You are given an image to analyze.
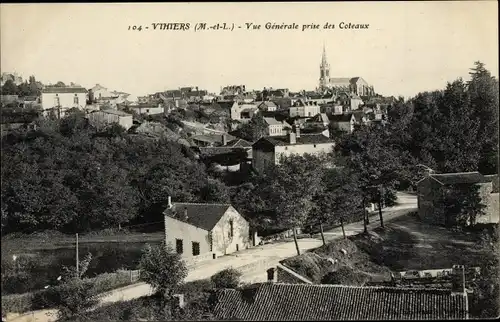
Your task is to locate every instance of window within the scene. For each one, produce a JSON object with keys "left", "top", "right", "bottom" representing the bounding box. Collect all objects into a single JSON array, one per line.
[
  {"left": 176, "top": 239, "right": 183, "bottom": 254},
  {"left": 74, "top": 95, "right": 79, "bottom": 105},
  {"left": 192, "top": 242, "right": 200, "bottom": 256},
  {"left": 314, "top": 144, "right": 317, "bottom": 148},
  {"left": 229, "top": 219, "right": 234, "bottom": 238}
]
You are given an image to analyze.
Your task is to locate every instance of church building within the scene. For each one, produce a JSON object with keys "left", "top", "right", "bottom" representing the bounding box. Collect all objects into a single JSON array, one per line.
[{"left": 319, "top": 46, "right": 375, "bottom": 97}]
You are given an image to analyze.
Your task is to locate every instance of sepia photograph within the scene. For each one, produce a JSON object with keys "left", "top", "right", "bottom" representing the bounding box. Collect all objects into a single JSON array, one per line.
[{"left": 0, "top": 1, "right": 499, "bottom": 321}]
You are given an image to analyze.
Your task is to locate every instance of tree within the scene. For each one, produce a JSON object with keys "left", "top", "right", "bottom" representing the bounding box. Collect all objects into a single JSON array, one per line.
[
  {"left": 338, "top": 125, "right": 403, "bottom": 229},
  {"left": 310, "top": 168, "right": 363, "bottom": 243},
  {"left": 210, "top": 268, "right": 242, "bottom": 289},
  {"left": 237, "top": 113, "right": 268, "bottom": 141},
  {"left": 468, "top": 61, "right": 499, "bottom": 174},
  {"left": 1, "top": 79, "right": 18, "bottom": 95},
  {"left": 55, "top": 81, "right": 66, "bottom": 87},
  {"left": 199, "top": 178, "right": 230, "bottom": 203},
  {"left": 270, "top": 154, "right": 324, "bottom": 255},
  {"left": 139, "top": 242, "right": 188, "bottom": 297}
]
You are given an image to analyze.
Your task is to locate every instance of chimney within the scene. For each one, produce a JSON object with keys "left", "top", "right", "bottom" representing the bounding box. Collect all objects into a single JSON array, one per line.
[
  {"left": 172, "top": 294, "right": 185, "bottom": 309},
  {"left": 451, "top": 265, "right": 467, "bottom": 293},
  {"left": 184, "top": 207, "right": 189, "bottom": 220},
  {"left": 167, "top": 196, "right": 172, "bottom": 209},
  {"left": 222, "top": 134, "right": 228, "bottom": 146},
  {"left": 267, "top": 267, "right": 276, "bottom": 283},
  {"left": 295, "top": 124, "right": 301, "bottom": 138},
  {"left": 289, "top": 131, "right": 296, "bottom": 144}
]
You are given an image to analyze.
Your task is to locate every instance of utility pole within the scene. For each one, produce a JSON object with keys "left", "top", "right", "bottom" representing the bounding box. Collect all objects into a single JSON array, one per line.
[{"left": 76, "top": 233, "right": 79, "bottom": 277}]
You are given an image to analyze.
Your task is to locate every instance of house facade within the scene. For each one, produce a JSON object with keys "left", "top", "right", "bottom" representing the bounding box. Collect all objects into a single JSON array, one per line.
[
  {"left": 87, "top": 109, "right": 133, "bottom": 130},
  {"left": 328, "top": 113, "right": 356, "bottom": 133},
  {"left": 252, "top": 127, "right": 335, "bottom": 174},
  {"left": 230, "top": 102, "right": 259, "bottom": 122},
  {"left": 263, "top": 117, "right": 290, "bottom": 137},
  {"left": 130, "top": 104, "right": 164, "bottom": 116},
  {"left": 41, "top": 87, "right": 87, "bottom": 116},
  {"left": 258, "top": 101, "right": 278, "bottom": 112},
  {"left": 417, "top": 172, "right": 499, "bottom": 225},
  {"left": 164, "top": 199, "right": 251, "bottom": 264},
  {"left": 289, "top": 99, "right": 321, "bottom": 118}
]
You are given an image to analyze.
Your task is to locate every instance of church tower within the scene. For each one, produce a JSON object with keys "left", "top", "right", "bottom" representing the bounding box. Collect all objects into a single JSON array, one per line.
[{"left": 319, "top": 45, "right": 330, "bottom": 90}]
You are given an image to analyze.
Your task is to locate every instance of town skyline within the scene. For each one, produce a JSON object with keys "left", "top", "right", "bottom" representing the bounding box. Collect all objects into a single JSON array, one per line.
[{"left": 1, "top": 2, "right": 498, "bottom": 100}]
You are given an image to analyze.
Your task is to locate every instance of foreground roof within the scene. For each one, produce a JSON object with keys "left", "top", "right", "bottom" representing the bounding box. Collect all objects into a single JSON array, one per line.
[
  {"left": 164, "top": 203, "right": 232, "bottom": 231},
  {"left": 430, "top": 172, "right": 491, "bottom": 185},
  {"left": 213, "top": 283, "right": 468, "bottom": 321}
]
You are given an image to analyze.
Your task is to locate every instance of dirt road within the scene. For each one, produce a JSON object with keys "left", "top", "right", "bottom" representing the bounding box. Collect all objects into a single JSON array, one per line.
[{"left": 7, "top": 192, "right": 416, "bottom": 322}]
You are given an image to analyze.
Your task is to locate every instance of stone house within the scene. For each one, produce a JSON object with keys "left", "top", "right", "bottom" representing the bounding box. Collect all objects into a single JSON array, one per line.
[
  {"left": 328, "top": 113, "right": 356, "bottom": 134},
  {"left": 41, "top": 87, "right": 87, "bottom": 117},
  {"left": 87, "top": 109, "right": 133, "bottom": 130},
  {"left": 263, "top": 117, "right": 291, "bottom": 137},
  {"left": 230, "top": 102, "right": 259, "bottom": 123},
  {"left": 289, "top": 99, "right": 321, "bottom": 118},
  {"left": 130, "top": 103, "right": 164, "bottom": 116},
  {"left": 417, "top": 172, "right": 499, "bottom": 225},
  {"left": 258, "top": 101, "right": 277, "bottom": 112},
  {"left": 252, "top": 126, "right": 335, "bottom": 174},
  {"left": 164, "top": 199, "right": 251, "bottom": 264}
]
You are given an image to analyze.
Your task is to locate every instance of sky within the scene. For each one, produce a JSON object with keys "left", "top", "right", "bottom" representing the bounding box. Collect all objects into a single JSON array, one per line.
[{"left": 1, "top": 2, "right": 498, "bottom": 100}]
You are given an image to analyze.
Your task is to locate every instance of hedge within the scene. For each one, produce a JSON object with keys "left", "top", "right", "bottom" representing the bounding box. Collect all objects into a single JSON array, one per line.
[{"left": 2, "top": 269, "right": 139, "bottom": 314}]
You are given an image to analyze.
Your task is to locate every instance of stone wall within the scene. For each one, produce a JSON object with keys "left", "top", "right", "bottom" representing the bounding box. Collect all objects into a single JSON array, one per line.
[{"left": 276, "top": 264, "right": 313, "bottom": 284}]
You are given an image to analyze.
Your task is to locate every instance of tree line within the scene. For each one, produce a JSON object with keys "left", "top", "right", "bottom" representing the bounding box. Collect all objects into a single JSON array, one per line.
[{"left": 1, "top": 62, "right": 497, "bottom": 240}]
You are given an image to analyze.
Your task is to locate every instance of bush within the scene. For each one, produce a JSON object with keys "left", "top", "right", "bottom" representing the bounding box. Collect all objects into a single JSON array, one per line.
[
  {"left": 321, "top": 266, "right": 371, "bottom": 286},
  {"left": 54, "top": 278, "right": 102, "bottom": 321},
  {"left": 211, "top": 268, "right": 242, "bottom": 289},
  {"left": 139, "top": 243, "right": 188, "bottom": 296}
]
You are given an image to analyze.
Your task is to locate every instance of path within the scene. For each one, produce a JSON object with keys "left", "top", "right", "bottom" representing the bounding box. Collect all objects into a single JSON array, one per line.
[{"left": 7, "top": 192, "right": 416, "bottom": 322}]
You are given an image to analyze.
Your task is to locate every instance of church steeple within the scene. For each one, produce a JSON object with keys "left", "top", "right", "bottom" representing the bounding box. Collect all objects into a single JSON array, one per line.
[{"left": 319, "top": 44, "right": 330, "bottom": 89}]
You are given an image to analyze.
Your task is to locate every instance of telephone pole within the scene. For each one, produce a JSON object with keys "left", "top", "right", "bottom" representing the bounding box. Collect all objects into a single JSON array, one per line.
[{"left": 76, "top": 233, "right": 79, "bottom": 277}]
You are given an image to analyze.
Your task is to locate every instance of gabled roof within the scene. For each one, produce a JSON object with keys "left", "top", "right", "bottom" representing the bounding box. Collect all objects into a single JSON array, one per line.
[
  {"left": 263, "top": 117, "right": 282, "bottom": 126},
  {"left": 213, "top": 283, "right": 468, "bottom": 321},
  {"left": 259, "top": 101, "right": 277, "bottom": 108},
  {"left": 253, "top": 133, "right": 334, "bottom": 147},
  {"left": 42, "top": 87, "right": 87, "bottom": 94},
  {"left": 96, "top": 109, "right": 132, "bottom": 117},
  {"left": 191, "top": 133, "right": 237, "bottom": 145},
  {"left": 329, "top": 77, "right": 352, "bottom": 84},
  {"left": 164, "top": 203, "right": 232, "bottom": 231},
  {"left": 429, "top": 172, "right": 491, "bottom": 185},
  {"left": 226, "top": 138, "right": 252, "bottom": 148},
  {"left": 328, "top": 113, "right": 354, "bottom": 122}
]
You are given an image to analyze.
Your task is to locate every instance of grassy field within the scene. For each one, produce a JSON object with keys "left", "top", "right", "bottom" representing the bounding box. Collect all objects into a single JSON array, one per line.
[{"left": 350, "top": 214, "right": 497, "bottom": 271}]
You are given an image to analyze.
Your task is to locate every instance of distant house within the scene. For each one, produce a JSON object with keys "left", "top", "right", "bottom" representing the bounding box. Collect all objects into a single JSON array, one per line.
[
  {"left": 130, "top": 104, "right": 164, "bottom": 116},
  {"left": 230, "top": 102, "right": 259, "bottom": 123},
  {"left": 417, "top": 172, "right": 499, "bottom": 225},
  {"left": 258, "top": 101, "right": 278, "bottom": 112},
  {"left": 213, "top": 283, "right": 468, "bottom": 320},
  {"left": 87, "top": 109, "right": 133, "bottom": 130},
  {"left": 328, "top": 113, "right": 356, "bottom": 134},
  {"left": 164, "top": 199, "right": 251, "bottom": 263},
  {"left": 306, "top": 113, "right": 330, "bottom": 127},
  {"left": 252, "top": 126, "right": 335, "bottom": 174},
  {"left": 20, "top": 96, "right": 39, "bottom": 108},
  {"left": 289, "top": 99, "right": 321, "bottom": 118},
  {"left": 263, "top": 117, "right": 290, "bottom": 137},
  {"left": 41, "top": 87, "right": 87, "bottom": 117},
  {"left": 190, "top": 133, "right": 238, "bottom": 147}
]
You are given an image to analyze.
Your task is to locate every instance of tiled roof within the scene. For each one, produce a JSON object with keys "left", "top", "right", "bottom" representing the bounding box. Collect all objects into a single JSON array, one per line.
[
  {"left": 96, "top": 109, "right": 132, "bottom": 117},
  {"left": 191, "top": 134, "right": 237, "bottom": 144},
  {"left": 328, "top": 113, "right": 354, "bottom": 122},
  {"left": 227, "top": 138, "right": 252, "bottom": 148},
  {"left": 430, "top": 172, "right": 490, "bottom": 185},
  {"left": 329, "top": 78, "right": 351, "bottom": 84},
  {"left": 263, "top": 117, "right": 282, "bottom": 126},
  {"left": 213, "top": 283, "right": 468, "bottom": 321},
  {"left": 260, "top": 101, "right": 277, "bottom": 108},
  {"left": 165, "top": 203, "right": 232, "bottom": 231},
  {"left": 256, "top": 133, "right": 334, "bottom": 147},
  {"left": 42, "top": 87, "right": 87, "bottom": 94}
]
